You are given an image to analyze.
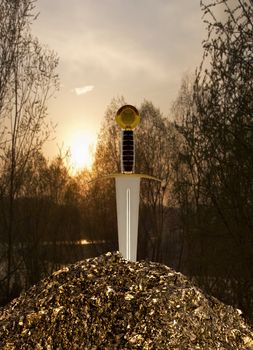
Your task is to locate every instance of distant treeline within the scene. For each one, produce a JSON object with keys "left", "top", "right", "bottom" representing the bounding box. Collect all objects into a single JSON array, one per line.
[{"left": 0, "top": 0, "right": 253, "bottom": 324}]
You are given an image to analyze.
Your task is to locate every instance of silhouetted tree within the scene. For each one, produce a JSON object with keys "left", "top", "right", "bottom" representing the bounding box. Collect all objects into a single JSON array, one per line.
[
  {"left": 0, "top": 0, "right": 59, "bottom": 301},
  {"left": 174, "top": 0, "right": 253, "bottom": 322},
  {"left": 136, "top": 101, "right": 180, "bottom": 261},
  {"left": 88, "top": 97, "right": 126, "bottom": 249}
]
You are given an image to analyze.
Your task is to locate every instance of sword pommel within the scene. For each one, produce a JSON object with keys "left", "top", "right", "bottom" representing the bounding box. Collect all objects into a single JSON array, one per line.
[
  {"left": 116, "top": 105, "right": 141, "bottom": 174},
  {"left": 115, "top": 105, "right": 140, "bottom": 130}
]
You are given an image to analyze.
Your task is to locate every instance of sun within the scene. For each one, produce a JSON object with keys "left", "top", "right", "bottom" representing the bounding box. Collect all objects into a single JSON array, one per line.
[{"left": 68, "top": 132, "right": 95, "bottom": 174}]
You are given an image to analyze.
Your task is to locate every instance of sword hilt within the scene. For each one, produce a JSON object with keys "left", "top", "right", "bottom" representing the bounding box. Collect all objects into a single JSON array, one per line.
[{"left": 121, "top": 129, "right": 135, "bottom": 173}]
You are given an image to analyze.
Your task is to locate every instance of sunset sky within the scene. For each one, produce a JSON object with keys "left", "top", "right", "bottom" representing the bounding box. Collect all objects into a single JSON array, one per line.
[{"left": 33, "top": 0, "right": 206, "bottom": 171}]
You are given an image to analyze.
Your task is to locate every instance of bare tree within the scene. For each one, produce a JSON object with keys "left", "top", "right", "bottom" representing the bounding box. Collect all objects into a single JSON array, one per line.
[
  {"left": 0, "top": 0, "right": 59, "bottom": 301},
  {"left": 136, "top": 101, "right": 180, "bottom": 261},
  {"left": 87, "top": 97, "right": 126, "bottom": 250},
  {"left": 174, "top": 0, "right": 253, "bottom": 322},
  {"left": 0, "top": 0, "right": 35, "bottom": 115}
]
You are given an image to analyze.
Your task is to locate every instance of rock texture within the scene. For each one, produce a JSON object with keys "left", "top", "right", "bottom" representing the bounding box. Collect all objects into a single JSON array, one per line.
[{"left": 0, "top": 251, "right": 253, "bottom": 349}]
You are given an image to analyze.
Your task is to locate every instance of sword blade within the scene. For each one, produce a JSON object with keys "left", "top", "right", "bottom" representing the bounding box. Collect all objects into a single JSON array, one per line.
[{"left": 115, "top": 176, "right": 140, "bottom": 261}]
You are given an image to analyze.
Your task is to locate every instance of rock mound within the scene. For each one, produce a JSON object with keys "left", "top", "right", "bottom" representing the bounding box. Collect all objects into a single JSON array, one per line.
[{"left": 0, "top": 252, "right": 252, "bottom": 349}]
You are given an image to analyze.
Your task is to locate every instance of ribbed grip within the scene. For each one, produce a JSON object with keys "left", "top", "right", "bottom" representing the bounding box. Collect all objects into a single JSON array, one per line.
[{"left": 121, "top": 130, "right": 134, "bottom": 173}]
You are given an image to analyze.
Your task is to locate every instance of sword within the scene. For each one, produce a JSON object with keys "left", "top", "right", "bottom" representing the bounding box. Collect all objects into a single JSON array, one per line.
[{"left": 90, "top": 105, "right": 161, "bottom": 261}]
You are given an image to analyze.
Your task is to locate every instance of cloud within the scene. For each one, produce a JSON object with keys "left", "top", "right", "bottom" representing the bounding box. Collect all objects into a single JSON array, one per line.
[
  {"left": 74, "top": 85, "right": 94, "bottom": 95},
  {"left": 36, "top": 1, "right": 203, "bottom": 86}
]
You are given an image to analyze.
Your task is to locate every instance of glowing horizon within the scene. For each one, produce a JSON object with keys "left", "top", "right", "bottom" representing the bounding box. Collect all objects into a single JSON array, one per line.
[{"left": 67, "top": 131, "right": 96, "bottom": 174}]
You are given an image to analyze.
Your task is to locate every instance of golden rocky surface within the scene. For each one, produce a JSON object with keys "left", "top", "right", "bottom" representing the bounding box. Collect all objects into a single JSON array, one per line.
[{"left": 0, "top": 251, "right": 253, "bottom": 349}]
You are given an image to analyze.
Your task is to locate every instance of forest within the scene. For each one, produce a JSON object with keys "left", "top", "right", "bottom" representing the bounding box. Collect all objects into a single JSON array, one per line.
[{"left": 0, "top": 0, "right": 253, "bottom": 325}]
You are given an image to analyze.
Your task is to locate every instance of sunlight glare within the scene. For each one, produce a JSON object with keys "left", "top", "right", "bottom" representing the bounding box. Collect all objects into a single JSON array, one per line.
[{"left": 69, "top": 132, "right": 95, "bottom": 173}]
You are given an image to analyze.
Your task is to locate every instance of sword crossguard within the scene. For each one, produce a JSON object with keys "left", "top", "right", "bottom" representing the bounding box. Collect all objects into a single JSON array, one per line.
[{"left": 89, "top": 173, "right": 161, "bottom": 184}]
